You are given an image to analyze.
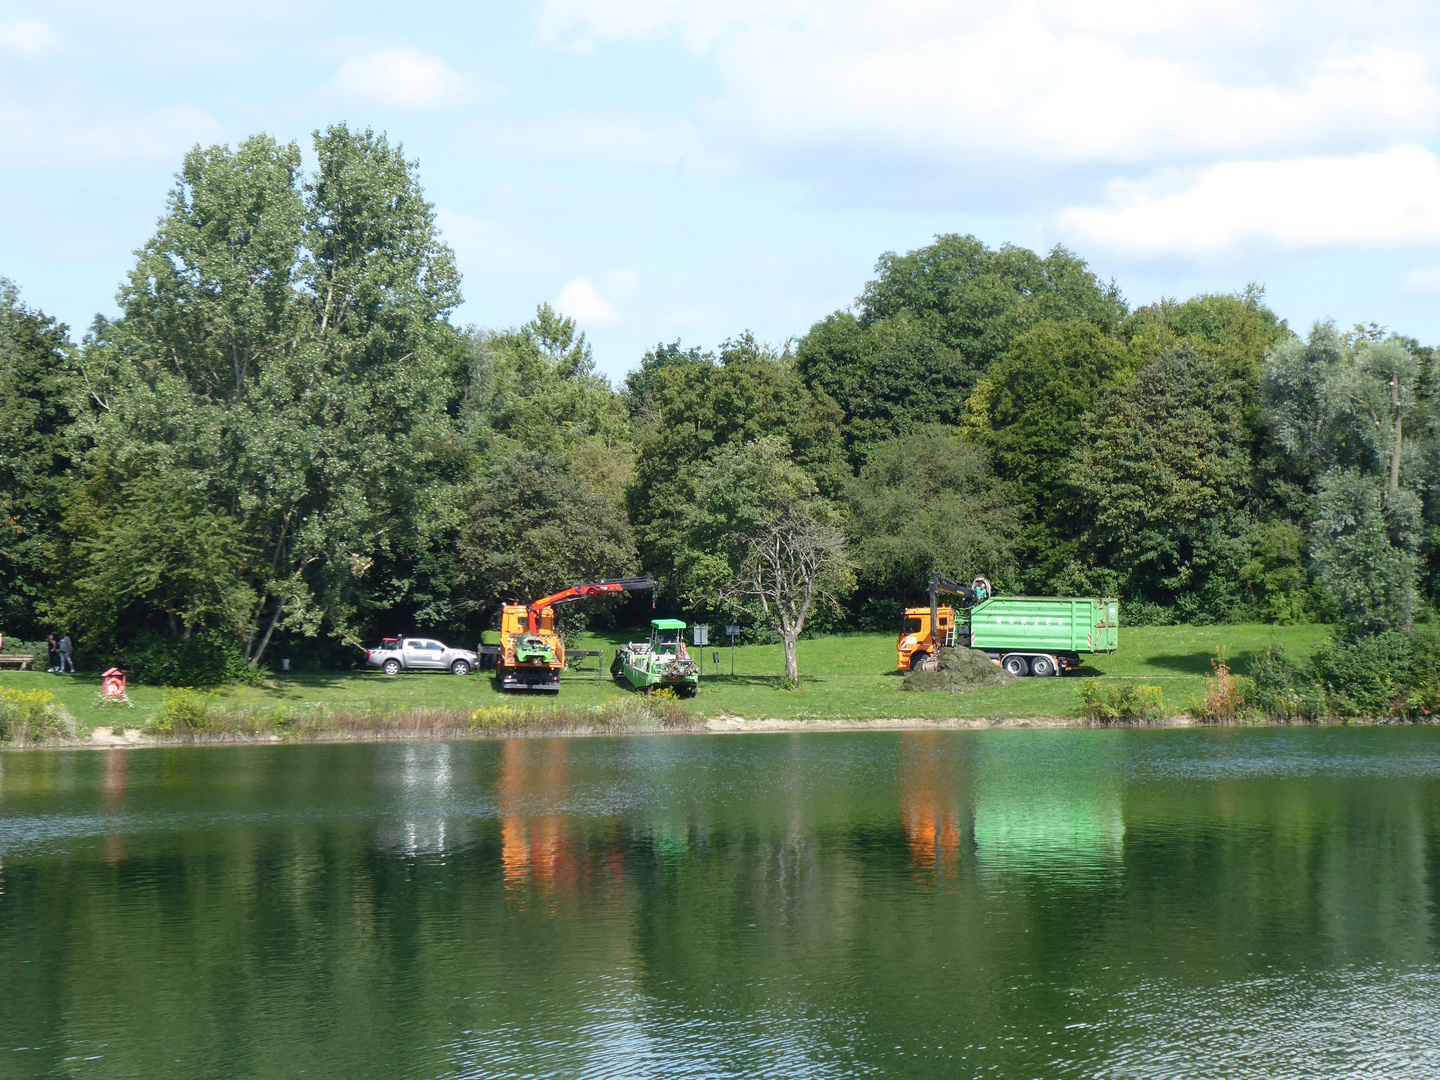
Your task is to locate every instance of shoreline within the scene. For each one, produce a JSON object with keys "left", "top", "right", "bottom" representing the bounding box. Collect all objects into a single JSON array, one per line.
[{"left": 4, "top": 713, "right": 1426, "bottom": 752}]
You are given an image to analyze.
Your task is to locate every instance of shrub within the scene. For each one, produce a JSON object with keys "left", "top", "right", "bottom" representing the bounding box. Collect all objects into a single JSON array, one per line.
[
  {"left": 1077, "top": 682, "right": 1165, "bottom": 723},
  {"left": 1307, "top": 632, "right": 1416, "bottom": 720},
  {"left": 0, "top": 686, "right": 79, "bottom": 743},
  {"left": 122, "top": 632, "right": 262, "bottom": 687},
  {"left": 145, "top": 689, "right": 214, "bottom": 735},
  {"left": 1246, "top": 645, "right": 1305, "bottom": 721},
  {"left": 1123, "top": 602, "right": 1179, "bottom": 626},
  {"left": 1194, "top": 652, "right": 1251, "bottom": 723},
  {"left": 0, "top": 639, "right": 48, "bottom": 657}
]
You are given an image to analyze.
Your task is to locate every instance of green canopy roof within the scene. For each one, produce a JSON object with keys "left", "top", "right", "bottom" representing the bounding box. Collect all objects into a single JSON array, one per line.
[{"left": 651, "top": 618, "right": 687, "bottom": 630}]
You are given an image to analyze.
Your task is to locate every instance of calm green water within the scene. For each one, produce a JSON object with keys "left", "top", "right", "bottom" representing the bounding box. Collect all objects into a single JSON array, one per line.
[{"left": 2, "top": 728, "right": 1439, "bottom": 1079}]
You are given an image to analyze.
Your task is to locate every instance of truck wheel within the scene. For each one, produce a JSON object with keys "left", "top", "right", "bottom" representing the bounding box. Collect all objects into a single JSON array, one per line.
[
  {"left": 382, "top": 659, "right": 401, "bottom": 676},
  {"left": 451, "top": 659, "right": 471, "bottom": 676},
  {"left": 910, "top": 652, "right": 931, "bottom": 672},
  {"left": 1002, "top": 654, "right": 1028, "bottom": 677},
  {"left": 1029, "top": 655, "right": 1055, "bottom": 677}
]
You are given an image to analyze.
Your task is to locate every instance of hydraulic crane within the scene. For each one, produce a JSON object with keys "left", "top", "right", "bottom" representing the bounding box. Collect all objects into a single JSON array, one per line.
[
  {"left": 897, "top": 572, "right": 990, "bottom": 672},
  {"left": 497, "top": 577, "right": 658, "bottom": 691}
]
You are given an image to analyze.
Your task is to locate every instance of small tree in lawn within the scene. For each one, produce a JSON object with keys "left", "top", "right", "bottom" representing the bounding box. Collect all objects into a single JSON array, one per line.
[
  {"left": 723, "top": 500, "right": 855, "bottom": 685},
  {"left": 678, "top": 436, "right": 855, "bottom": 684}
]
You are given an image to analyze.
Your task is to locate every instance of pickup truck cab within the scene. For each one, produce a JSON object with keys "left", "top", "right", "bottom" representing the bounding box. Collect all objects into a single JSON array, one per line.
[{"left": 365, "top": 637, "right": 478, "bottom": 676}]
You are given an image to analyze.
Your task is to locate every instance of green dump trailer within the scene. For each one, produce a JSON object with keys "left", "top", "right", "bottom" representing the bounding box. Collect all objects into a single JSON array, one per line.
[{"left": 966, "top": 596, "right": 1118, "bottom": 677}]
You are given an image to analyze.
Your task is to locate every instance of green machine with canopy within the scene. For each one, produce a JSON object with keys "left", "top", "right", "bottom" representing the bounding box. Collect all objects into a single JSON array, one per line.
[{"left": 612, "top": 619, "right": 700, "bottom": 696}]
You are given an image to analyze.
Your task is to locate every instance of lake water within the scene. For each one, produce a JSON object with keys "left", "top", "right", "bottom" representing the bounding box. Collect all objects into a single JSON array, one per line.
[{"left": 1, "top": 728, "right": 1438, "bottom": 1079}]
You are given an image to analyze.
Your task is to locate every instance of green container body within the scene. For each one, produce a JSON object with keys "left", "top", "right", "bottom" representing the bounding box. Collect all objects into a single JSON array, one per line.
[{"left": 968, "top": 597, "right": 1119, "bottom": 654}]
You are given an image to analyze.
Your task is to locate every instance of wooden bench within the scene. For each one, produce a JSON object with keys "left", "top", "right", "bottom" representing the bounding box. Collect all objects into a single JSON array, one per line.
[{"left": 0, "top": 654, "right": 36, "bottom": 671}]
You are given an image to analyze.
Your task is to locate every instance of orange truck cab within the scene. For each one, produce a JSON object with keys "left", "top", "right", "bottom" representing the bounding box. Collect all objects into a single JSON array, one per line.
[{"left": 897, "top": 606, "right": 957, "bottom": 671}]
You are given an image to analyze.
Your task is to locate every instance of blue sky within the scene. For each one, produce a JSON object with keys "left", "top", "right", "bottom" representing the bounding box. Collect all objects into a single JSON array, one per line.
[{"left": 3, "top": 0, "right": 1440, "bottom": 380}]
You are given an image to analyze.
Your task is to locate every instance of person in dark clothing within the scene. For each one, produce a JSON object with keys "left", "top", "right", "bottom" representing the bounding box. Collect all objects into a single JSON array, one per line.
[{"left": 47, "top": 634, "right": 59, "bottom": 673}]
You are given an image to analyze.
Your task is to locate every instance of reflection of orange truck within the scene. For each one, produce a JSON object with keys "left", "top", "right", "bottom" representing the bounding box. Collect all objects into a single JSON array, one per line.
[{"left": 898, "top": 574, "right": 1119, "bottom": 677}]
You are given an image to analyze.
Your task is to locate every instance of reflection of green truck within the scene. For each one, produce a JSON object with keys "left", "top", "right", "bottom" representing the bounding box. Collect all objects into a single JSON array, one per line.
[{"left": 968, "top": 596, "right": 1118, "bottom": 677}]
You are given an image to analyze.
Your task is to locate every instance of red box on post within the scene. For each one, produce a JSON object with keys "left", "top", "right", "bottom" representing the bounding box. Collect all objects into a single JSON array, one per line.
[{"left": 102, "top": 668, "right": 127, "bottom": 698}]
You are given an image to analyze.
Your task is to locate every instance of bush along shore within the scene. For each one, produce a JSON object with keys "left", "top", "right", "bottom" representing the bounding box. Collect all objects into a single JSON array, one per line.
[{"left": 0, "top": 687, "right": 700, "bottom": 748}]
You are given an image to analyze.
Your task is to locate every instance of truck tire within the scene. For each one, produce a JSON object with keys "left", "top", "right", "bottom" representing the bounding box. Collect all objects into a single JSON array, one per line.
[
  {"left": 910, "top": 651, "right": 932, "bottom": 672},
  {"left": 451, "top": 659, "right": 471, "bottom": 676},
  {"left": 1002, "top": 654, "right": 1028, "bottom": 678},
  {"left": 1029, "top": 655, "right": 1055, "bottom": 677},
  {"left": 382, "top": 659, "right": 401, "bottom": 675}
]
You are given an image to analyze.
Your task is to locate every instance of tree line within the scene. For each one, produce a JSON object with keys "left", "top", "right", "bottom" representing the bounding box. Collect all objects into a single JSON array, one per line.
[{"left": 1, "top": 126, "right": 1437, "bottom": 676}]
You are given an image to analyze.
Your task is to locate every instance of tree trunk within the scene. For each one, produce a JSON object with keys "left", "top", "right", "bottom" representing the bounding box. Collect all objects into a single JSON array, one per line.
[
  {"left": 782, "top": 633, "right": 799, "bottom": 681},
  {"left": 1388, "top": 373, "right": 1402, "bottom": 506}
]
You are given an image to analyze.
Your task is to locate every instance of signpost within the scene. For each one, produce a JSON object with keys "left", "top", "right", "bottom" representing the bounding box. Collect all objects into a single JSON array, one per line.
[{"left": 725, "top": 625, "right": 740, "bottom": 675}]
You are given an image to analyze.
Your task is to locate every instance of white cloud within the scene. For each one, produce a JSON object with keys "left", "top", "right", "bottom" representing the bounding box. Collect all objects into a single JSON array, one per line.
[
  {"left": 555, "top": 275, "right": 625, "bottom": 326},
  {"left": 1402, "top": 266, "right": 1440, "bottom": 295},
  {"left": 0, "top": 100, "right": 225, "bottom": 168},
  {"left": 331, "top": 47, "right": 473, "bottom": 112},
  {"left": 539, "top": 0, "right": 1440, "bottom": 172},
  {"left": 0, "top": 18, "right": 59, "bottom": 55},
  {"left": 479, "top": 112, "right": 728, "bottom": 173},
  {"left": 1057, "top": 145, "right": 1440, "bottom": 257}
]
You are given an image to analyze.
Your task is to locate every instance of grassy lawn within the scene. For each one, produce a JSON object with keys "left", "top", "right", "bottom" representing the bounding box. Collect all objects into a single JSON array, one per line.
[{"left": 0, "top": 623, "right": 1335, "bottom": 731}]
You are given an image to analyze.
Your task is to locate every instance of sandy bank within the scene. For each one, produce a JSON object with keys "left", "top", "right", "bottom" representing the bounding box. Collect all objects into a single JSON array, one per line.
[{"left": 18, "top": 713, "right": 1405, "bottom": 752}]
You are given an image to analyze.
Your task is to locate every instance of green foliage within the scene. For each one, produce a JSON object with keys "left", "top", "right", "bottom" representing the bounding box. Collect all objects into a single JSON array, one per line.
[
  {"left": 455, "top": 445, "right": 638, "bottom": 611},
  {"left": 0, "top": 686, "right": 60, "bottom": 741},
  {"left": 145, "top": 688, "right": 215, "bottom": 734},
  {"left": 1072, "top": 348, "right": 1250, "bottom": 605},
  {"left": 1306, "top": 632, "right": 1418, "bottom": 719},
  {"left": 796, "top": 235, "right": 1125, "bottom": 459},
  {"left": 1265, "top": 325, "right": 1421, "bottom": 481},
  {"left": 465, "top": 305, "right": 628, "bottom": 453},
  {"left": 122, "top": 632, "right": 262, "bottom": 687},
  {"left": 964, "top": 319, "right": 1136, "bottom": 584},
  {"left": 672, "top": 435, "right": 819, "bottom": 602},
  {"left": 1077, "top": 682, "right": 1165, "bottom": 723},
  {"left": 79, "top": 126, "right": 463, "bottom": 664},
  {"left": 627, "top": 347, "right": 847, "bottom": 597},
  {"left": 1234, "top": 520, "right": 1312, "bottom": 624},
  {"left": 845, "top": 428, "right": 1018, "bottom": 624},
  {"left": 0, "top": 280, "right": 79, "bottom": 637},
  {"left": 1246, "top": 645, "right": 1305, "bottom": 721},
  {"left": 1310, "top": 468, "right": 1422, "bottom": 634},
  {"left": 1124, "top": 287, "right": 1287, "bottom": 389},
  {"left": 51, "top": 461, "right": 256, "bottom": 651}
]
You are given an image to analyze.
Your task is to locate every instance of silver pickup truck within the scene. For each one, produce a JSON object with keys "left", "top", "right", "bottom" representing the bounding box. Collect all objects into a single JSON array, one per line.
[{"left": 365, "top": 637, "right": 479, "bottom": 676}]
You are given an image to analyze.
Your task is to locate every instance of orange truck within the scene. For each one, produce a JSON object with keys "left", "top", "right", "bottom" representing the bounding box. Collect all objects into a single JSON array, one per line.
[
  {"left": 497, "top": 577, "right": 657, "bottom": 691},
  {"left": 897, "top": 574, "right": 983, "bottom": 672}
]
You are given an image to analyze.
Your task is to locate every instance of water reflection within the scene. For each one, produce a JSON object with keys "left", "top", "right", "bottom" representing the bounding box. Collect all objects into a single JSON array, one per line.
[
  {"left": 972, "top": 734, "right": 1125, "bottom": 883},
  {"left": 374, "top": 742, "right": 470, "bottom": 857},
  {"left": 898, "top": 731, "right": 966, "bottom": 882},
  {"left": 0, "top": 729, "right": 1436, "bottom": 1079}
]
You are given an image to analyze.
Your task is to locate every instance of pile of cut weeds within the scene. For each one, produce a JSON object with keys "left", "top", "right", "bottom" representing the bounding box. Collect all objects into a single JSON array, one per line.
[{"left": 902, "top": 648, "right": 1018, "bottom": 693}]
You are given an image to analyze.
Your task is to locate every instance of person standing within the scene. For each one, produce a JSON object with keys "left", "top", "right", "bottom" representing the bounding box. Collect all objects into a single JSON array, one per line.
[
  {"left": 58, "top": 633, "right": 74, "bottom": 673},
  {"left": 47, "top": 634, "right": 59, "bottom": 673}
]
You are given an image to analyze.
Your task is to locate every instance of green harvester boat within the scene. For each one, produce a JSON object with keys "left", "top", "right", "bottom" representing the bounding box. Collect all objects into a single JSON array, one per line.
[{"left": 612, "top": 619, "right": 700, "bottom": 696}]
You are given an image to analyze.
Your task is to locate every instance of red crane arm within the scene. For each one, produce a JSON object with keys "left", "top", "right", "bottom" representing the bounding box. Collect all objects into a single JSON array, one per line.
[{"left": 526, "top": 577, "right": 657, "bottom": 633}]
